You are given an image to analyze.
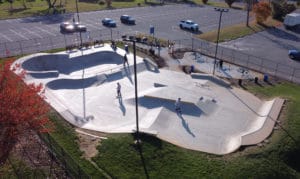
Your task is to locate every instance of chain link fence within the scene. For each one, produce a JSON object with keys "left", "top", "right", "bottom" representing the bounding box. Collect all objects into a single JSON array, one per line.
[
  {"left": 0, "top": 28, "right": 120, "bottom": 58},
  {"left": 174, "top": 37, "right": 300, "bottom": 84},
  {"left": 1, "top": 30, "right": 299, "bottom": 84}
]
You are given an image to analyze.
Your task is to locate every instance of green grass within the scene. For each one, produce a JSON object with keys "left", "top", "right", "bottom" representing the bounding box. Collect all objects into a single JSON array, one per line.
[
  {"left": 92, "top": 82, "right": 300, "bottom": 178},
  {"left": 45, "top": 111, "right": 108, "bottom": 178},
  {"left": 0, "top": 0, "right": 148, "bottom": 19},
  {"left": 198, "top": 18, "right": 281, "bottom": 42}
]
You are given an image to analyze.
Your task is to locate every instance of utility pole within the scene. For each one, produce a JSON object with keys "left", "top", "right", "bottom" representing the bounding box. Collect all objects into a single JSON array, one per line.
[{"left": 213, "top": 8, "right": 228, "bottom": 76}]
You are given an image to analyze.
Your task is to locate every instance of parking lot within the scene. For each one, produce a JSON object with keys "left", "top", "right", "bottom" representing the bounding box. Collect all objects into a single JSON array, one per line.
[
  {"left": 0, "top": 4, "right": 247, "bottom": 44},
  {"left": 220, "top": 26, "right": 300, "bottom": 73}
]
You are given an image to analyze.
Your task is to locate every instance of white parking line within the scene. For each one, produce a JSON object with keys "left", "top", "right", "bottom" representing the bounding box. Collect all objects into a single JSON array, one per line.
[
  {"left": 84, "top": 19, "right": 99, "bottom": 29},
  {"left": 9, "top": 29, "right": 29, "bottom": 40},
  {"left": 0, "top": 33, "right": 13, "bottom": 42},
  {"left": 22, "top": 28, "right": 43, "bottom": 38},
  {"left": 35, "top": 26, "right": 56, "bottom": 36}
]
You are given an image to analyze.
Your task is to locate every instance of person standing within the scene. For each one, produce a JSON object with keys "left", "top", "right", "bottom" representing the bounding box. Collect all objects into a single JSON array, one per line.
[
  {"left": 175, "top": 98, "right": 182, "bottom": 115},
  {"left": 116, "top": 82, "right": 121, "bottom": 98},
  {"left": 123, "top": 54, "right": 129, "bottom": 66}
]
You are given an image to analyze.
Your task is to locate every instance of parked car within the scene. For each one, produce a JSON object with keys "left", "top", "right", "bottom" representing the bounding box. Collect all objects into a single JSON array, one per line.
[
  {"left": 179, "top": 20, "right": 199, "bottom": 32},
  {"left": 120, "top": 15, "right": 135, "bottom": 25},
  {"left": 288, "top": 49, "right": 300, "bottom": 61},
  {"left": 60, "top": 22, "right": 75, "bottom": 33},
  {"left": 74, "top": 22, "right": 87, "bottom": 32},
  {"left": 284, "top": 13, "right": 300, "bottom": 30},
  {"left": 102, "top": 18, "right": 116, "bottom": 27}
]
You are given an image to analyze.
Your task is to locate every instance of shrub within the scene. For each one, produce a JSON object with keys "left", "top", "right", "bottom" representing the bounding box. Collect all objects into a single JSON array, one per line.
[
  {"left": 202, "top": 0, "right": 208, "bottom": 4},
  {"left": 98, "top": 0, "right": 105, "bottom": 5},
  {"left": 271, "top": 0, "right": 296, "bottom": 20}
]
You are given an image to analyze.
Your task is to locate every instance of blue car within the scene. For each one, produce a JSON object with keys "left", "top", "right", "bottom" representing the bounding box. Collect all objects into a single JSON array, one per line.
[
  {"left": 102, "top": 18, "right": 116, "bottom": 27},
  {"left": 288, "top": 50, "right": 300, "bottom": 61}
]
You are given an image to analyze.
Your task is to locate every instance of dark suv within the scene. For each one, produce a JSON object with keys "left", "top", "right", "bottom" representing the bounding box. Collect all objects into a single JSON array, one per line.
[{"left": 120, "top": 15, "right": 135, "bottom": 25}]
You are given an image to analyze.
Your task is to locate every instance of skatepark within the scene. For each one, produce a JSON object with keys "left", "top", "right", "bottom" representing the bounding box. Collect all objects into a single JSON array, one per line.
[{"left": 12, "top": 44, "right": 284, "bottom": 155}]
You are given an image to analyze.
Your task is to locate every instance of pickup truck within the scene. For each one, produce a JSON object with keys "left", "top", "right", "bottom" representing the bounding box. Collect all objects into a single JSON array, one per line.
[{"left": 179, "top": 20, "right": 199, "bottom": 32}]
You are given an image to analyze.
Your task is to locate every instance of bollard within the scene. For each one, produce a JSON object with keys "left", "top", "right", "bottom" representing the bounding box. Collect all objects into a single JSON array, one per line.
[{"left": 254, "top": 77, "right": 258, "bottom": 83}]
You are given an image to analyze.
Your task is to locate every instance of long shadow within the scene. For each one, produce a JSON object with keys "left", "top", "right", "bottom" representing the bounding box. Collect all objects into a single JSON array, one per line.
[
  {"left": 265, "top": 27, "right": 300, "bottom": 41},
  {"left": 46, "top": 75, "right": 106, "bottom": 90},
  {"left": 124, "top": 66, "right": 133, "bottom": 84},
  {"left": 179, "top": 114, "right": 195, "bottom": 137},
  {"left": 137, "top": 143, "right": 150, "bottom": 179},
  {"left": 118, "top": 97, "right": 126, "bottom": 116},
  {"left": 19, "top": 13, "right": 74, "bottom": 25},
  {"left": 255, "top": 28, "right": 300, "bottom": 50},
  {"left": 135, "top": 96, "right": 203, "bottom": 117},
  {"left": 22, "top": 51, "right": 123, "bottom": 74}
]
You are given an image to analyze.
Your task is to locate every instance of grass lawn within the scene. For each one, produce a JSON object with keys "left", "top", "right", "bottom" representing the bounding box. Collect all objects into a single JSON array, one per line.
[
  {"left": 198, "top": 18, "right": 282, "bottom": 42},
  {"left": 0, "top": 0, "right": 247, "bottom": 20},
  {"left": 0, "top": 0, "right": 146, "bottom": 19},
  {"left": 92, "top": 82, "right": 300, "bottom": 178}
]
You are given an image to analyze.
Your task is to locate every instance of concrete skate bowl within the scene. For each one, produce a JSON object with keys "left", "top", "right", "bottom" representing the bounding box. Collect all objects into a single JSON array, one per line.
[{"left": 21, "top": 51, "right": 124, "bottom": 76}]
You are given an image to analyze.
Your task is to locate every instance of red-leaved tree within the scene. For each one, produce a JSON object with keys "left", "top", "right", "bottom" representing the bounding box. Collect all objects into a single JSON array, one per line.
[
  {"left": 0, "top": 59, "right": 52, "bottom": 164},
  {"left": 253, "top": 1, "right": 272, "bottom": 24}
]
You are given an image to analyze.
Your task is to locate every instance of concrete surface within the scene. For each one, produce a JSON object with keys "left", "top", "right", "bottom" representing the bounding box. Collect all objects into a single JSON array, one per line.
[{"left": 12, "top": 44, "right": 283, "bottom": 154}]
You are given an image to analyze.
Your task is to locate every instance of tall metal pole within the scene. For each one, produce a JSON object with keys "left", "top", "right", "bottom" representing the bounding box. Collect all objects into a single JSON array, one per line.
[
  {"left": 213, "top": 8, "right": 228, "bottom": 76},
  {"left": 246, "top": 0, "right": 250, "bottom": 27},
  {"left": 75, "top": 0, "right": 83, "bottom": 47},
  {"left": 133, "top": 41, "right": 140, "bottom": 143}
]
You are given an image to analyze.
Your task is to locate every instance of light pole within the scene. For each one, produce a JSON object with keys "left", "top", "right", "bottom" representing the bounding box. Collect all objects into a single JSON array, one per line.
[
  {"left": 132, "top": 40, "right": 140, "bottom": 144},
  {"left": 75, "top": 0, "right": 83, "bottom": 47},
  {"left": 213, "top": 8, "right": 228, "bottom": 76}
]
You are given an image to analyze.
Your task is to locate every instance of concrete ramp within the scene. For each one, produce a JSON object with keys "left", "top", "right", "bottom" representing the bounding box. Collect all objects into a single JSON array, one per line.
[{"left": 241, "top": 98, "right": 285, "bottom": 145}]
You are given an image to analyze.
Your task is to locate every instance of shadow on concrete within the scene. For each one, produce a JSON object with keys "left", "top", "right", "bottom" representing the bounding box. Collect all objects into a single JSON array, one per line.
[
  {"left": 118, "top": 97, "right": 126, "bottom": 116},
  {"left": 46, "top": 75, "right": 106, "bottom": 90},
  {"left": 22, "top": 51, "right": 123, "bottom": 74},
  {"left": 179, "top": 115, "right": 195, "bottom": 137},
  {"left": 135, "top": 97, "right": 202, "bottom": 117},
  {"left": 191, "top": 74, "right": 231, "bottom": 88},
  {"left": 28, "top": 71, "right": 59, "bottom": 78}
]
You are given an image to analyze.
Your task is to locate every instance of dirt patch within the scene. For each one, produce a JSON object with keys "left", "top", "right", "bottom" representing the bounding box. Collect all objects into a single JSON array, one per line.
[{"left": 76, "top": 128, "right": 107, "bottom": 160}]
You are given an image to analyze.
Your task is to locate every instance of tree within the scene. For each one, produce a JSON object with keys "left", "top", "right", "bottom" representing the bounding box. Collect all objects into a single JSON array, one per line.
[
  {"left": 0, "top": 60, "right": 52, "bottom": 164},
  {"left": 105, "top": 0, "right": 111, "bottom": 8},
  {"left": 7, "top": 0, "right": 14, "bottom": 11},
  {"left": 202, "top": 0, "right": 208, "bottom": 4},
  {"left": 253, "top": 1, "right": 271, "bottom": 24},
  {"left": 45, "top": 0, "right": 59, "bottom": 14},
  {"left": 271, "top": 0, "right": 296, "bottom": 20},
  {"left": 225, "top": 0, "right": 236, "bottom": 8}
]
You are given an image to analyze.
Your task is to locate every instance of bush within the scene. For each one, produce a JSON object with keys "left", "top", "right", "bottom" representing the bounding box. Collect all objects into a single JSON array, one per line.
[
  {"left": 202, "top": 0, "right": 208, "bottom": 4},
  {"left": 271, "top": 1, "right": 296, "bottom": 20},
  {"left": 98, "top": 0, "right": 105, "bottom": 5}
]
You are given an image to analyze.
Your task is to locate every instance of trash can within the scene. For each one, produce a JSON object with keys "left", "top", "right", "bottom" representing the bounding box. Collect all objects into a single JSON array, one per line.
[
  {"left": 125, "top": 45, "right": 129, "bottom": 53},
  {"left": 263, "top": 74, "right": 268, "bottom": 82}
]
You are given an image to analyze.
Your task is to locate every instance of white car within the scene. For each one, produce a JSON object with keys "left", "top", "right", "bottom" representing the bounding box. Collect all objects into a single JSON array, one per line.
[{"left": 179, "top": 20, "right": 199, "bottom": 32}]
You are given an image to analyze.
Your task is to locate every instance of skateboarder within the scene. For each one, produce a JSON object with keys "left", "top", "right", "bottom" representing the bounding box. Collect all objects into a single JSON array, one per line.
[
  {"left": 116, "top": 82, "right": 121, "bottom": 98},
  {"left": 175, "top": 98, "right": 182, "bottom": 114},
  {"left": 123, "top": 54, "right": 129, "bottom": 66}
]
